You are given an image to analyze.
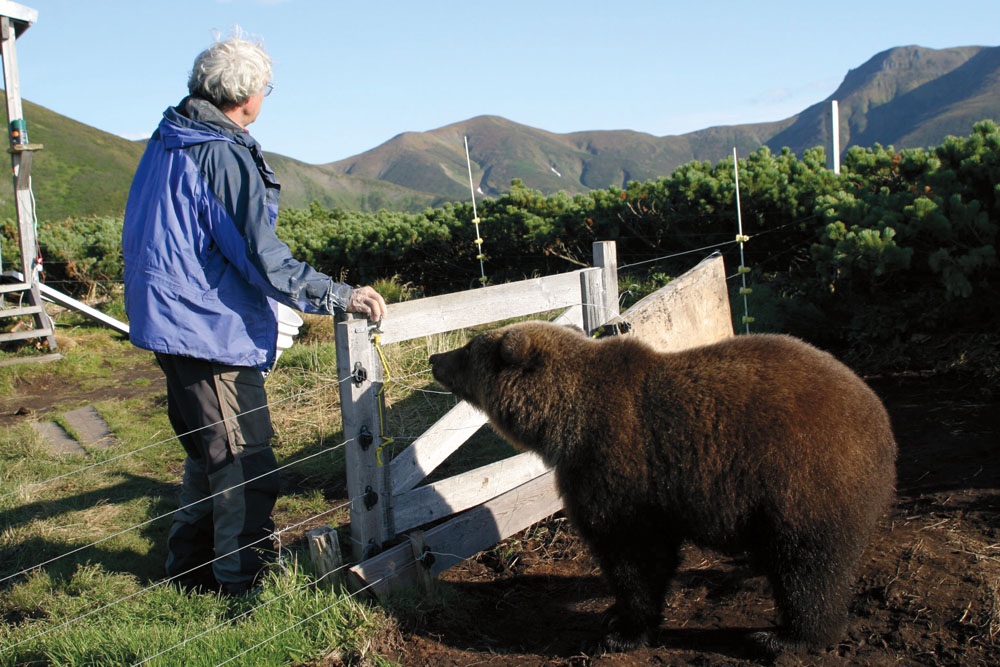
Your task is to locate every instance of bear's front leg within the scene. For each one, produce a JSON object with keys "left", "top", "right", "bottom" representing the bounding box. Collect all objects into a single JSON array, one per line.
[{"left": 590, "top": 532, "right": 681, "bottom": 652}]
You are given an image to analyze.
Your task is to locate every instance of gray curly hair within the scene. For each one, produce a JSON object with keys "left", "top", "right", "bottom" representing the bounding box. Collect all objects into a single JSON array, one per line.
[{"left": 188, "top": 29, "right": 272, "bottom": 109}]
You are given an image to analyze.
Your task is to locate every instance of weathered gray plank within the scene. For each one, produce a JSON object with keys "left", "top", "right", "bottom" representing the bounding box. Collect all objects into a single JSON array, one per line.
[
  {"left": 62, "top": 405, "right": 116, "bottom": 450},
  {"left": 0, "top": 304, "right": 41, "bottom": 318},
  {"left": 37, "top": 282, "right": 129, "bottom": 336},
  {"left": 0, "top": 2, "right": 38, "bottom": 29},
  {"left": 389, "top": 400, "right": 488, "bottom": 494},
  {"left": 0, "top": 325, "right": 52, "bottom": 343},
  {"left": 336, "top": 313, "right": 393, "bottom": 559},
  {"left": 376, "top": 270, "right": 587, "bottom": 345},
  {"left": 0, "top": 352, "right": 62, "bottom": 367},
  {"left": 392, "top": 452, "right": 549, "bottom": 534},
  {"left": 601, "top": 253, "right": 734, "bottom": 352},
  {"left": 31, "top": 421, "right": 86, "bottom": 456},
  {"left": 351, "top": 470, "right": 562, "bottom": 596},
  {"left": 579, "top": 267, "right": 606, "bottom": 334},
  {"left": 593, "top": 241, "right": 620, "bottom": 323}
]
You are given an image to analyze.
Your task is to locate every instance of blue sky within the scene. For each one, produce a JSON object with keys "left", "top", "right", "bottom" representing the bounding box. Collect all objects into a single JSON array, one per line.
[{"left": 9, "top": 0, "right": 999, "bottom": 164}]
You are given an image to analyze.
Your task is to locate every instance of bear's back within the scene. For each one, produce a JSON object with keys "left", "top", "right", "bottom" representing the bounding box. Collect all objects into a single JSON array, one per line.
[{"left": 614, "top": 333, "right": 896, "bottom": 542}]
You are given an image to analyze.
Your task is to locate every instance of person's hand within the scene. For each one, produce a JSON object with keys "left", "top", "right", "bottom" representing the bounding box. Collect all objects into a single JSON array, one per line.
[{"left": 346, "top": 286, "right": 387, "bottom": 322}]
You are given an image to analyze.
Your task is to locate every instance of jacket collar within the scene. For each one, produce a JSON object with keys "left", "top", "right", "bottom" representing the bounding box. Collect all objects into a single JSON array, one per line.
[
  {"left": 181, "top": 96, "right": 246, "bottom": 134},
  {"left": 158, "top": 96, "right": 260, "bottom": 151}
]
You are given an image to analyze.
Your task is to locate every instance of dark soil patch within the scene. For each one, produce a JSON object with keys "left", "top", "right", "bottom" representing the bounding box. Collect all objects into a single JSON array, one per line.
[
  {"left": 376, "top": 371, "right": 1000, "bottom": 666},
  {"left": 0, "top": 347, "right": 164, "bottom": 428}
]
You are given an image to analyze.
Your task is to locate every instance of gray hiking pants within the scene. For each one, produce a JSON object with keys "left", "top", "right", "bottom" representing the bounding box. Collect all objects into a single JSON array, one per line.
[{"left": 155, "top": 353, "right": 279, "bottom": 595}]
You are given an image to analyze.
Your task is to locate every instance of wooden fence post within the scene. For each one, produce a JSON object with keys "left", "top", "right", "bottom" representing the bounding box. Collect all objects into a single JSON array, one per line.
[
  {"left": 579, "top": 267, "right": 605, "bottom": 335},
  {"left": 335, "top": 312, "right": 393, "bottom": 561},
  {"left": 593, "top": 241, "right": 619, "bottom": 323},
  {"left": 307, "top": 525, "right": 344, "bottom": 590}
]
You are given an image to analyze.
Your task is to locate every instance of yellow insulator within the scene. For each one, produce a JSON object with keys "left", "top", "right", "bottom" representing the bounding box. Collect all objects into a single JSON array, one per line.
[
  {"left": 736, "top": 234, "right": 750, "bottom": 243},
  {"left": 741, "top": 315, "right": 756, "bottom": 324},
  {"left": 474, "top": 238, "right": 483, "bottom": 245},
  {"left": 737, "top": 265, "right": 751, "bottom": 274},
  {"left": 739, "top": 287, "right": 753, "bottom": 295}
]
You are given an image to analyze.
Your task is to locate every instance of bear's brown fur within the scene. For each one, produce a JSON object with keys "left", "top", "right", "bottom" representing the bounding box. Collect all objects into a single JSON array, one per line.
[{"left": 429, "top": 321, "right": 897, "bottom": 654}]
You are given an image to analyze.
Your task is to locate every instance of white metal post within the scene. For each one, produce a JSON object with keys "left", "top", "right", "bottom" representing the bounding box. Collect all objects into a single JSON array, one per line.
[{"left": 829, "top": 100, "right": 841, "bottom": 175}]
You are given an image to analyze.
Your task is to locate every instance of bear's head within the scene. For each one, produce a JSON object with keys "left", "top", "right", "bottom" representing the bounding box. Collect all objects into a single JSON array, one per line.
[{"left": 429, "top": 321, "right": 589, "bottom": 454}]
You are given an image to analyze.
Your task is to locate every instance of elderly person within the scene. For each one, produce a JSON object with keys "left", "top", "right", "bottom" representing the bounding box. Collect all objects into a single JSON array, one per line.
[{"left": 122, "top": 32, "right": 386, "bottom": 596}]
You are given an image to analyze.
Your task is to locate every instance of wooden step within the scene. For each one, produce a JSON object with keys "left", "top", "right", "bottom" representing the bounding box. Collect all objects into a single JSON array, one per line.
[
  {"left": 0, "top": 304, "right": 42, "bottom": 318},
  {"left": 0, "top": 281, "right": 30, "bottom": 294},
  {"left": 0, "top": 326, "right": 53, "bottom": 343},
  {"left": 0, "top": 353, "right": 63, "bottom": 367}
]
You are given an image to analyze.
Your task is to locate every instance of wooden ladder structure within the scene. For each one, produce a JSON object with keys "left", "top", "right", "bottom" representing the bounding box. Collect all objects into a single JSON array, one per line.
[{"left": 0, "top": 1, "right": 58, "bottom": 362}]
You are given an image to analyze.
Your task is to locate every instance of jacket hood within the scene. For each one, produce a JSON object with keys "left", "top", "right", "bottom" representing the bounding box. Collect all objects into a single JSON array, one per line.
[{"left": 158, "top": 97, "right": 248, "bottom": 151}]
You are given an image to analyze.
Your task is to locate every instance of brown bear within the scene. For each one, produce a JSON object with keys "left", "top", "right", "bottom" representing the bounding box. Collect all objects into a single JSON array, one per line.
[{"left": 429, "top": 321, "right": 897, "bottom": 655}]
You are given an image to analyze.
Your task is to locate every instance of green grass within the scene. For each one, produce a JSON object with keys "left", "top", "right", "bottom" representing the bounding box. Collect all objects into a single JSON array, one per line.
[
  {"left": 0, "top": 563, "right": 394, "bottom": 666},
  {"left": 0, "top": 279, "right": 593, "bottom": 665},
  {"left": 0, "top": 312, "right": 417, "bottom": 664},
  {"left": 1, "top": 295, "right": 560, "bottom": 665}
]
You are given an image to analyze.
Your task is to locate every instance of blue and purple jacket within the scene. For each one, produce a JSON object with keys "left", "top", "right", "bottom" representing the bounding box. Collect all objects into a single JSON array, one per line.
[{"left": 122, "top": 97, "right": 351, "bottom": 370}]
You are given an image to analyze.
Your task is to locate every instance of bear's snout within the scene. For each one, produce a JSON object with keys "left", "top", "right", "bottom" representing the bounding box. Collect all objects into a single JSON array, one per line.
[
  {"left": 428, "top": 352, "right": 445, "bottom": 382},
  {"left": 429, "top": 350, "right": 459, "bottom": 391},
  {"left": 429, "top": 346, "right": 479, "bottom": 405}
]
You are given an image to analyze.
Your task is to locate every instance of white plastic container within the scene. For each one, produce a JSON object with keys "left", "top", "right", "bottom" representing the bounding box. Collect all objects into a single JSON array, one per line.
[{"left": 275, "top": 303, "right": 304, "bottom": 361}]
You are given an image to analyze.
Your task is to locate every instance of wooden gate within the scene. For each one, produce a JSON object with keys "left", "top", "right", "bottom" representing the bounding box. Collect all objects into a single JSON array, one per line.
[
  {"left": 335, "top": 241, "right": 618, "bottom": 594},
  {"left": 333, "top": 245, "right": 734, "bottom": 595}
]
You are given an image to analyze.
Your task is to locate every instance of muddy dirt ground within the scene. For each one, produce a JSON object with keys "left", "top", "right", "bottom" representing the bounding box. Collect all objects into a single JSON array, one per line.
[
  {"left": 376, "top": 371, "right": 999, "bottom": 666},
  {"left": 3, "top": 356, "right": 997, "bottom": 666}
]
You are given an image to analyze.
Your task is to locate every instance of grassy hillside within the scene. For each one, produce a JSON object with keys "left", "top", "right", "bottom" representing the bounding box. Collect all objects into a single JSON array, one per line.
[
  {"left": 262, "top": 152, "right": 442, "bottom": 212},
  {"left": 0, "top": 94, "right": 145, "bottom": 221},
  {"left": 327, "top": 115, "right": 798, "bottom": 199}
]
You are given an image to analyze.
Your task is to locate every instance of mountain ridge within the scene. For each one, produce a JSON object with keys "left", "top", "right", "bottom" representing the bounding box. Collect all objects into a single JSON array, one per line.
[{"left": 1, "top": 44, "right": 997, "bottom": 222}]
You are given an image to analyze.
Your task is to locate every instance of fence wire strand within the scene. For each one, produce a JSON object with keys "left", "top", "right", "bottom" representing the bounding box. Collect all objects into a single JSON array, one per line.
[
  {"left": 131, "top": 560, "right": 356, "bottom": 666},
  {"left": 212, "top": 573, "right": 390, "bottom": 667},
  {"left": 0, "top": 376, "right": 350, "bottom": 503},
  {"left": 0, "top": 438, "right": 353, "bottom": 588},
  {"left": 0, "top": 495, "right": 357, "bottom": 654}
]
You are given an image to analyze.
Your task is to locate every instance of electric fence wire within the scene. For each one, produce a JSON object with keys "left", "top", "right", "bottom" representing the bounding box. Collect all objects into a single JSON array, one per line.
[
  {"left": 204, "top": 539, "right": 471, "bottom": 667},
  {"left": 129, "top": 558, "right": 357, "bottom": 667},
  {"left": 0, "top": 375, "right": 350, "bottom": 503},
  {"left": 0, "top": 493, "right": 357, "bottom": 655},
  {"left": 6, "top": 240, "right": 760, "bottom": 507},
  {"left": 2, "top": 295, "right": 610, "bottom": 592},
  {"left": 4, "top": 289, "right": 676, "bottom": 661},
  {"left": 0, "top": 437, "right": 353, "bottom": 589},
  {"left": 617, "top": 239, "right": 739, "bottom": 270},
  {"left": 212, "top": 573, "right": 390, "bottom": 667},
  {"left": 1, "top": 349, "right": 477, "bottom": 653}
]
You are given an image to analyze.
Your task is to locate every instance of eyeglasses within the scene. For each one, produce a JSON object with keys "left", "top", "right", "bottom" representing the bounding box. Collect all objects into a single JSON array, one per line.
[{"left": 262, "top": 82, "right": 274, "bottom": 97}]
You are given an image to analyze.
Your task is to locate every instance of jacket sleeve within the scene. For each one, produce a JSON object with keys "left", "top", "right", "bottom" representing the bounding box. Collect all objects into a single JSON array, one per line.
[{"left": 195, "top": 139, "right": 353, "bottom": 315}]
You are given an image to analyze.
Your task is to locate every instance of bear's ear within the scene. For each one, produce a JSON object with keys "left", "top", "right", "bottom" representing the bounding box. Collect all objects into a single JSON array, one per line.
[{"left": 499, "top": 328, "right": 532, "bottom": 367}]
